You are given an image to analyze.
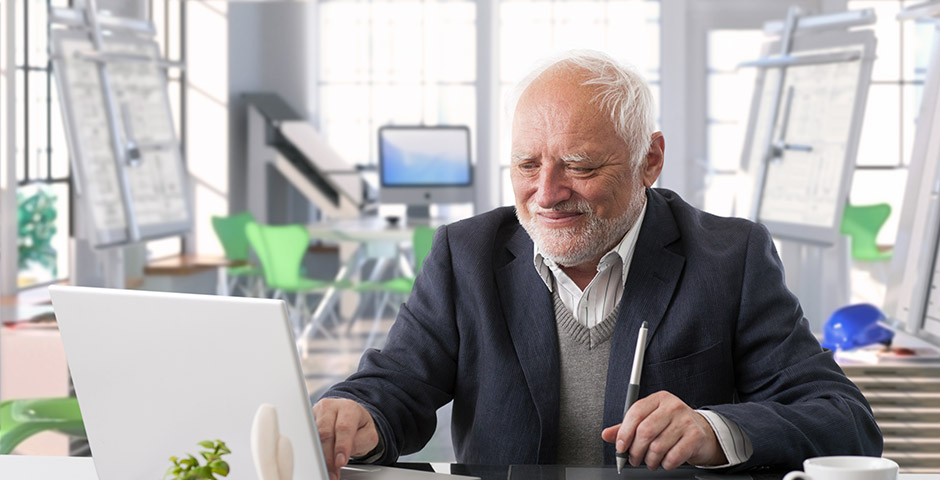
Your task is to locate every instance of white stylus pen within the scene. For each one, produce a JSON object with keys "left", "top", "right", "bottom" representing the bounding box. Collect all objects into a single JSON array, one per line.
[{"left": 616, "top": 321, "right": 648, "bottom": 474}]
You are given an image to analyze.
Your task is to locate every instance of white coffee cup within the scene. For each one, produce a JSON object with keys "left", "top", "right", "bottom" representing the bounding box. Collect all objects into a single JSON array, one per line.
[{"left": 783, "top": 456, "right": 898, "bottom": 480}]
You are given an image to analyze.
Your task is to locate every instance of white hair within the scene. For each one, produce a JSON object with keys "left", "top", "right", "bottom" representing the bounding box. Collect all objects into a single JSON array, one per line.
[{"left": 506, "top": 50, "right": 657, "bottom": 168}]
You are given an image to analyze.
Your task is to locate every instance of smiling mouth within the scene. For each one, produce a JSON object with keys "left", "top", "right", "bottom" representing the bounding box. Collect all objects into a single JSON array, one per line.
[{"left": 537, "top": 211, "right": 583, "bottom": 225}]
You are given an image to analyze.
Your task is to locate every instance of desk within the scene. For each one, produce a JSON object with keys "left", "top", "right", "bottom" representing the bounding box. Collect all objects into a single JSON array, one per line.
[
  {"left": 143, "top": 254, "right": 247, "bottom": 296},
  {"left": 0, "top": 455, "right": 97, "bottom": 480},
  {"left": 2, "top": 457, "right": 936, "bottom": 480}
]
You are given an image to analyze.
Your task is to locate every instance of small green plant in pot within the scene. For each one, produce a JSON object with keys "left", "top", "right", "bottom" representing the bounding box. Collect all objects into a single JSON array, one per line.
[
  {"left": 17, "top": 187, "right": 58, "bottom": 276},
  {"left": 165, "top": 440, "right": 231, "bottom": 480}
]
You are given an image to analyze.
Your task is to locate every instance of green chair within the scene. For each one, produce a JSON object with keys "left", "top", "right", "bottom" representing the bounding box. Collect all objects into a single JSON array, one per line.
[
  {"left": 840, "top": 203, "right": 892, "bottom": 261},
  {"left": 350, "top": 225, "right": 436, "bottom": 346},
  {"left": 0, "top": 397, "right": 85, "bottom": 454},
  {"left": 211, "top": 212, "right": 265, "bottom": 296},
  {"left": 245, "top": 222, "right": 345, "bottom": 337}
]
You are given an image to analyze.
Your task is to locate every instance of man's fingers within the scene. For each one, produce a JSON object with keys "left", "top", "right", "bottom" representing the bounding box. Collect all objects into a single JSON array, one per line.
[
  {"left": 320, "top": 428, "right": 337, "bottom": 480},
  {"left": 627, "top": 411, "right": 669, "bottom": 468},
  {"left": 637, "top": 416, "right": 684, "bottom": 470},
  {"left": 314, "top": 399, "right": 377, "bottom": 480},
  {"left": 616, "top": 393, "right": 662, "bottom": 457},
  {"left": 604, "top": 391, "right": 725, "bottom": 471},
  {"left": 660, "top": 431, "right": 698, "bottom": 471},
  {"left": 315, "top": 405, "right": 339, "bottom": 476},
  {"left": 333, "top": 407, "right": 363, "bottom": 469}
]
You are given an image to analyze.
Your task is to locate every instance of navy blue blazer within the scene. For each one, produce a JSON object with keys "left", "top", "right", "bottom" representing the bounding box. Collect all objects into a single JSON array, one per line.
[{"left": 325, "top": 188, "right": 882, "bottom": 470}]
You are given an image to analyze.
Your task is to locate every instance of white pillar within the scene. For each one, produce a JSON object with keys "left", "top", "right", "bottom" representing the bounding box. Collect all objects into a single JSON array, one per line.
[
  {"left": 0, "top": 0, "right": 18, "bottom": 295},
  {"left": 475, "top": 0, "right": 501, "bottom": 214}
]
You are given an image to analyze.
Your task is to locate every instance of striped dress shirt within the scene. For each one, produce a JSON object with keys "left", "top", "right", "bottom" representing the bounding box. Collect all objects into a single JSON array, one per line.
[{"left": 531, "top": 202, "right": 753, "bottom": 467}]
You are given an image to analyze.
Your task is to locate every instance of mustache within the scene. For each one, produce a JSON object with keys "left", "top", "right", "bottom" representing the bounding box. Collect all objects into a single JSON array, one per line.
[{"left": 527, "top": 199, "right": 593, "bottom": 215}]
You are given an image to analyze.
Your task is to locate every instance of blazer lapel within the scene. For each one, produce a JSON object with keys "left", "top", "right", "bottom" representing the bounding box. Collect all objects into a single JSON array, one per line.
[
  {"left": 602, "top": 190, "right": 686, "bottom": 464},
  {"left": 497, "top": 225, "right": 560, "bottom": 463}
]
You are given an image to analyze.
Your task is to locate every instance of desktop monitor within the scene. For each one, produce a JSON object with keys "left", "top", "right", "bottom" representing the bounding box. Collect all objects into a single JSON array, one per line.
[{"left": 378, "top": 125, "right": 473, "bottom": 219}]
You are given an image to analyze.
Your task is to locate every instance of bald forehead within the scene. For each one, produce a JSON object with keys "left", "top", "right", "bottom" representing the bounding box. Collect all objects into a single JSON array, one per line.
[
  {"left": 513, "top": 64, "right": 610, "bottom": 136},
  {"left": 519, "top": 63, "right": 596, "bottom": 108}
]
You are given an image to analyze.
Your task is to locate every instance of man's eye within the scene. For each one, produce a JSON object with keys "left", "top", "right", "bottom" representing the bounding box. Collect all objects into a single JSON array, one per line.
[{"left": 569, "top": 166, "right": 595, "bottom": 174}]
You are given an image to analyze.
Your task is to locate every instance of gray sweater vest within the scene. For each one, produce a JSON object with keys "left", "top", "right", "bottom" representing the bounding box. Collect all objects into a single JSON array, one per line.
[{"left": 553, "top": 289, "right": 621, "bottom": 465}]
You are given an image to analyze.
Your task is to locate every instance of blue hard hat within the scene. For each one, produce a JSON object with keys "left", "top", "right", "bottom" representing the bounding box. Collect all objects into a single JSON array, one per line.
[{"left": 821, "top": 303, "right": 894, "bottom": 351}]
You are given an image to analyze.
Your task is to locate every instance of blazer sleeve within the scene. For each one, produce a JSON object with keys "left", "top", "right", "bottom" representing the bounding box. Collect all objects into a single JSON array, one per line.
[
  {"left": 706, "top": 223, "right": 883, "bottom": 470},
  {"left": 321, "top": 224, "right": 460, "bottom": 465}
]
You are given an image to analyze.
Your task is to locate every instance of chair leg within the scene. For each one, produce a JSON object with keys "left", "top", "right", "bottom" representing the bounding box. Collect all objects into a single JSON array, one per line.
[
  {"left": 217, "top": 268, "right": 230, "bottom": 296},
  {"left": 345, "top": 291, "right": 373, "bottom": 336},
  {"left": 227, "top": 275, "right": 239, "bottom": 296},
  {"left": 364, "top": 300, "right": 385, "bottom": 350}
]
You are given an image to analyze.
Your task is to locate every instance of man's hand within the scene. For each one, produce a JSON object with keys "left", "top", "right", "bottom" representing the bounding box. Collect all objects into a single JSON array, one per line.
[
  {"left": 313, "top": 398, "right": 380, "bottom": 480},
  {"left": 601, "top": 391, "right": 726, "bottom": 471}
]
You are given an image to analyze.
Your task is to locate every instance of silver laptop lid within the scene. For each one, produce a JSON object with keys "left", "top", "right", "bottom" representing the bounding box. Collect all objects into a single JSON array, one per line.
[{"left": 50, "top": 286, "right": 329, "bottom": 480}]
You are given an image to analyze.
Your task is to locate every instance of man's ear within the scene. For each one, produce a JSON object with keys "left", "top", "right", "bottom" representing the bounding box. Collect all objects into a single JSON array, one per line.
[{"left": 641, "top": 132, "right": 665, "bottom": 187}]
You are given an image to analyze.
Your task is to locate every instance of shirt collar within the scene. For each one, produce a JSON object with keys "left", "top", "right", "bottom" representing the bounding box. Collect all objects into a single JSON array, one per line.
[{"left": 532, "top": 199, "right": 648, "bottom": 291}]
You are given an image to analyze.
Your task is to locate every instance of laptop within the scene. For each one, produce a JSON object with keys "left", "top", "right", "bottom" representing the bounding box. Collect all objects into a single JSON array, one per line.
[{"left": 50, "top": 285, "right": 475, "bottom": 480}]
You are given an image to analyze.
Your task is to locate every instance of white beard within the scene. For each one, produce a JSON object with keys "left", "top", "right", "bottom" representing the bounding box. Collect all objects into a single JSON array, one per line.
[{"left": 518, "top": 191, "right": 645, "bottom": 267}]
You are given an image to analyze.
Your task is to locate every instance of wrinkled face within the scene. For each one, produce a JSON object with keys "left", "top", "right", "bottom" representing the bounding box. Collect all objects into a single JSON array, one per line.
[{"left": 511, "top": 68, "right": 658, "bottom": 268}]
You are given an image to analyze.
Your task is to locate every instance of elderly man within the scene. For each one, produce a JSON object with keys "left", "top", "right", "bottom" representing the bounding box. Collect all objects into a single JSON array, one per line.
[{"left": 313, "top": 50, "right": 882, "bottom": 479}]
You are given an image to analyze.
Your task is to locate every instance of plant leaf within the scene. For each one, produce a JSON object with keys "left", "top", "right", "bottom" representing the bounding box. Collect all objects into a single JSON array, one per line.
[
  {"left": 197, "top": 440, "right": 215, "bottom": 449},
  {"left": 209, "top": 460, "right": 230, "bottom": 476}
]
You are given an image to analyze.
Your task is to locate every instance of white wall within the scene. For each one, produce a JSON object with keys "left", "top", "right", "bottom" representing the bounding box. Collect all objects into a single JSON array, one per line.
[
  {"left": 185, "top": 2, "right": 230, "bottom": 256},
  {"left": 186, "top": 1, "right": 323, "bottom": 257},
  {"left": 229, "top": 2, "right": 315, "bottom": 222}
]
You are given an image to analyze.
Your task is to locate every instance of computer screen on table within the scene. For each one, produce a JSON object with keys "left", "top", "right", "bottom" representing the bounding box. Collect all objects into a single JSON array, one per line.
[{"left": 378, "top": 126, "right": 473, "bottom": 213}]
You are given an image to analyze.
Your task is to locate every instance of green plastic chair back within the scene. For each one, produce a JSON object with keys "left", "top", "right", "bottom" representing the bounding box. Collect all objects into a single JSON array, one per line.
[
  {"left": 353, "top": 226, "right": 437, "bottom": 295},
  {"left": 0, "top": 397, "right": 85, "bottom": 454},
  {"left": 245, "top": 222, "right": 329, "bottom": 291},
  {"left": 840, "top": 203, "right": 892, "bottom": 261},
  {"left": 211, "top": 212, "right": 256, "bottom": 262}
]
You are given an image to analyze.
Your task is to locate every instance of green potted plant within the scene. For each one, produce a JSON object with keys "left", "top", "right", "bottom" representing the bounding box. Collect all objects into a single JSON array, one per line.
[
  {"left": 165, "top": 440, "right": 231, "bottom": 480},
  {"left": 17, "top": 187, "right": 58, "bottom": 277}
]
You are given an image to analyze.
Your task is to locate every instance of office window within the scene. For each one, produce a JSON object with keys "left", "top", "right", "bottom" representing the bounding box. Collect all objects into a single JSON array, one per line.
[
  {"left": 498, "top": 0, "right": 661, "bottom": 205},
  {"left": 848, "top": 0, "right": 934, "bottom": 245},
  {"left": 147, "top": 0, "right": 186, "bottom": 260},
  {"left": 318, "top": 0, "right": 477, "bottom": 189},
  {"left": 14, "top": 0, "right": 71, "bottom": 288},
  {"left": 704, "top": 29, "right": 763, "bottom": 217}
]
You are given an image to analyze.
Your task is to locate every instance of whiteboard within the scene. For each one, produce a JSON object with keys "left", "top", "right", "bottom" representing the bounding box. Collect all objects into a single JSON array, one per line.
[
  {"left": 51, "top": 29, "right": 191, "bottom": 247},
  {"left": 744, "top": 30, "right": 876, "bottom": 246}
]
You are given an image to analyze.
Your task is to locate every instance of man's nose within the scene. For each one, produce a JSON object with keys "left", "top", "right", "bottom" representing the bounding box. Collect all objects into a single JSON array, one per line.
[{"left": 535, "top": 165, "right": 572, "bottom": 209}]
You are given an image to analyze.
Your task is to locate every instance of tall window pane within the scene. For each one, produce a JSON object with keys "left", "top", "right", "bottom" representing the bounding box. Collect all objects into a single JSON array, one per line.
[
  {"left": 318, "top": 0, "right": 477, "bottom": 189},
  {"left": 704, "top": 29, "right": 764, "bottom": 217},
  {"left": 15, "top": 0, "right": 71, "bottom": 288},
  {"left": 847, "top": 0, "right": 935, "bottom": 247}
]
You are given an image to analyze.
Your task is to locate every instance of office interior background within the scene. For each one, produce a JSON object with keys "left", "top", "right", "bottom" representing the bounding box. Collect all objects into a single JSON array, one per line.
[{"left": 2, "top": 0, "right": 940, "bottom": 470}]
